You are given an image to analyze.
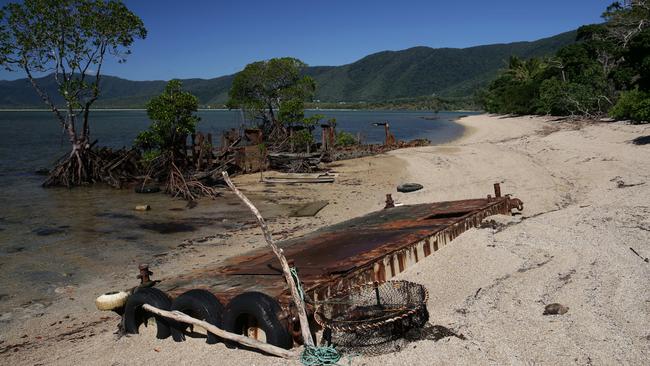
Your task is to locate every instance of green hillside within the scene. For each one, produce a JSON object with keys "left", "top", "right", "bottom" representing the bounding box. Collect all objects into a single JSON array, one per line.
[{"left": 0, "top": 30, "right": 576, "bottom": 109}]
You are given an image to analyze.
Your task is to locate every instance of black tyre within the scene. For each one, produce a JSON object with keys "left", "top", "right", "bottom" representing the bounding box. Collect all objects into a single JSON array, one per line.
[
  {"left": 170, "top": 289, "right": 224, "bottom": 344},
  {"left": 222, "top": 292, "right": 292, "bottom": 349},
  {"left": 123, "top": 287, "right": 172, "bottom": 339},
  {"left": 397, "top": 183, "right": 423, "bottom": 193}
]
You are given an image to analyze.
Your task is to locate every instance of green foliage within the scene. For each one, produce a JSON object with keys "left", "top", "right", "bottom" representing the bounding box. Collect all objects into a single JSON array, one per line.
[
  {"left": 308, "top": 31, "right": 576, "bottom": 103},
  {"left": 610, "top": 88, "right": 650, "bottom": 123},
  {"left": 482, "top": 1, "right": 649, "bottom": 120},
  {"left": 538, "top": 78, "right": 605, "bottom": 115},
  {"left": 290, "top": 129, "right": 314, "bottom": 152},
  {"left": 278, "top": 98, "right": 306, "bottom": 124},
  {"left": 141, "top": 149, "right": 161, "bottom": 163},
  {"left": 482, "top": 56, "right": 550, "bottom": 115},
  {"left": 227, "top": 57, "right": 315, "bottom": 128},
  {"left": 0, "top": 31, "right": 577, "bottom": 109},
  {"left": 136, "top": 80, "right": 200, "bottom": 154},
  {"left": 484, "top": 51, "right": 610, "bottom": 116},
  {"left": 303, "top": 113, "right": 325, "bottom": 127},
  {"left": 2, "top": 0, "right": 149, "bottom": 110},
  {"left": 335, "top": 131, "right": 357, "bottom": 146},
  {"left": 0, "top": 0, "right": 146, "bottom": 119},
  {"left": 289, "top": 114, "right": 326, "bottom": 153}
]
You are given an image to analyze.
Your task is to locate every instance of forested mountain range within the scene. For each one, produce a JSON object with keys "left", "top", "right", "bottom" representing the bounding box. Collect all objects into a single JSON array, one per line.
[{"left": 0, "top": 30, "right": 576, "bottom": 109}]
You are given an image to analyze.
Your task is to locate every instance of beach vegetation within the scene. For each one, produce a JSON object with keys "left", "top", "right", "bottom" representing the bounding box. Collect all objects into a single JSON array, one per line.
[
  {"left": 136, "top": 80, "right": 200, "bottom": 156},
  {"left": 289, "top": 113, "right": 324, "bottom": 153},
  {"left": 482, "top": 0, "right": 650, "bottom": 123},
  {"left": 610, "top": 88, "right": 650, "bottom": 123},
  {"left": 227, "top": 57, "right": 316, "bottom": 143},
  {"left": 336, "top": 131, "right": 358, "bottom": 146},
  {"left": 290, "top": 129, "right": 315, "bottom": 153},
  {"left": 0, "top": 0, "right": 146, "bottom": 186},
  {"left": 135, "top": 80, "right": 218, "bottom": 200}
]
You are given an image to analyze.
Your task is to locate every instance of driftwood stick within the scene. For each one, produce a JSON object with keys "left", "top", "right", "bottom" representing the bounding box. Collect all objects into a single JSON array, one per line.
[
  {"left": 222, "top": 171, "right": 315, "bottom": 346},
  {"left": 142, "top": 304, "right": 296, "bottom": 359}
]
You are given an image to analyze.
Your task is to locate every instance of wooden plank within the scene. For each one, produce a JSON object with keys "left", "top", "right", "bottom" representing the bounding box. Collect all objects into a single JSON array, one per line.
[{"left": 290, "top": 200, "right": 329, "bottom": 217}]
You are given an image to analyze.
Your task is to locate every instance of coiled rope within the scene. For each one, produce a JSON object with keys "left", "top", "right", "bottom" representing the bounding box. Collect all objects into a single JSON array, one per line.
[{"left": 300, "top": 345, "right": 342, "bottom": 366}]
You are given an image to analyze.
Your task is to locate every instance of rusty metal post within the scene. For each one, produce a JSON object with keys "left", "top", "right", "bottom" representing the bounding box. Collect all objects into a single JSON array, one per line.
[
  {"left": 384, "top": 123, "right": 390, "bottom": 146},
  {"left": 494, "top": 183, "right": 501, "bottom": 198},
  {"left": 321, "top": 125, "right": 328, "bottom": 151},
  {"left": 137, "top": 263, "right": 152, "bottom": 285},
  {"left": 373, "top": 281, "right": 382, "bottom": 307},
  {"left": 384, "top": 194, "right": 395, "bottom": 209}
]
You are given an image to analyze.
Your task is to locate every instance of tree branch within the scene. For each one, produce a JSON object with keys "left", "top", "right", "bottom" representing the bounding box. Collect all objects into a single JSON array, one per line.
[
  {"left": 222, "top": 171, "right": 314, "bottom": 347},
  {"left": 142, "top": 304, "right": 297, "bottom": 358},
  {"left": 23, "top": 62, "right": 68, "bottom": 133}
]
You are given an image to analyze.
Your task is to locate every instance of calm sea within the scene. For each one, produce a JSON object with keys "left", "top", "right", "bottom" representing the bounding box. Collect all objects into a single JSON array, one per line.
[{"left": 0, "top": 109, "right": 470, "bottom": 313}]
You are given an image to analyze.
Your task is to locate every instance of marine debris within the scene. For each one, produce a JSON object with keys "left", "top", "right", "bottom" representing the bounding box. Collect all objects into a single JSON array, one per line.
[
  {"left": 315, "top": 280, "right": 429, "bottom": 355},
  {"left": 94, "top": 183, "right": 523, "bottom": 361}
]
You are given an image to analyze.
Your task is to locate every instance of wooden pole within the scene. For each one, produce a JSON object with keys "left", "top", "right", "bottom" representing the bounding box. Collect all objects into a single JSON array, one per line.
[
  {"left": 142, "top": 304, "right": 296, "bottom": 359},
  {"left": 222, "top": 171, "right": 315, "bottom": 347}
]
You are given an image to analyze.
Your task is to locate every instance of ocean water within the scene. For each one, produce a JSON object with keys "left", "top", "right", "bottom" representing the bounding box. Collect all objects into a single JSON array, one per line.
[{"left": 0, "top": 109, "right": 471, "bottom": 312}]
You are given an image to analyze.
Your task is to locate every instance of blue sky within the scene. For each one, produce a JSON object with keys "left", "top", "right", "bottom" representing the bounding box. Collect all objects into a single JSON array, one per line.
[{"left": 0, "top": 0, "right": 612, "bottom": 81}]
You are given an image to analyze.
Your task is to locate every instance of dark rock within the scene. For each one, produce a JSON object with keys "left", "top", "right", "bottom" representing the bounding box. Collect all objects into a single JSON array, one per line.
[
  {"left": 95, "top": 212, "right": 137, "bottom": 220},
  {"left": 139, "top": 222, "right": 196, "bottom": 234},
  {"left": 118, "top": 235, "right": 141, "bottom": 241},
  {"left": 543, "top": 303, "right": 569, "bottom": 315},
  {"left": 134, "top": 185, "right": 160, "bottom": 194},
  {"left": 32, "top": 227, "right": 65, "bottom": 236},
  {"left": 5, "top": 246, "right": 25, "bottom": 254},
  {"left": 632, "top": 135, "right": 650, "bottom": 145}
]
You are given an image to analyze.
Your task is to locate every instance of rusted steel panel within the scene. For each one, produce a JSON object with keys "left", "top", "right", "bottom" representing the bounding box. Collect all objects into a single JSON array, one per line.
[{"left": 161, "top": 192, "right": 522, "bottom": 310}]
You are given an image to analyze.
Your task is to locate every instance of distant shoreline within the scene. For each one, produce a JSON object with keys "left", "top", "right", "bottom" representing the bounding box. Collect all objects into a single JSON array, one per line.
[{"left": 0, "top": 108, "right": 480, "bottom": 113}]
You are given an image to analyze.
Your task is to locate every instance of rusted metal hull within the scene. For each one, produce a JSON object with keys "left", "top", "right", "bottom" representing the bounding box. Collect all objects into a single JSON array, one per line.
[{"left": 160, "top": 186, "right": 522, "bottom": 319}]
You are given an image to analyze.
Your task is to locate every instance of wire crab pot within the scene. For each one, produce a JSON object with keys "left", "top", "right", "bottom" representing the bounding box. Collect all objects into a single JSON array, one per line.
[{"left": 314, "top": 280, "right": 429, "bottom": 355}]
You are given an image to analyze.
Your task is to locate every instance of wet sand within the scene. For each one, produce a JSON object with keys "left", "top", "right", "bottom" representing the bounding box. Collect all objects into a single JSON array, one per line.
[{"left": 2, "top": 114, "right": 650, "bottom": 365}]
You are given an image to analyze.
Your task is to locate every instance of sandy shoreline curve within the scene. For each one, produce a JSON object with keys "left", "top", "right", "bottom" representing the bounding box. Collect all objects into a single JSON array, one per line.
[{"left": 1, "top": 114, "right": 649, "bottom": 365}]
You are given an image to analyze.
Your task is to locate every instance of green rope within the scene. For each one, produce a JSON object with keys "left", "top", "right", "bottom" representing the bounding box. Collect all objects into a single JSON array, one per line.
[
  {"left": 290, "top": 267, "right": 305, "bottom": 301},
  {"left": 300, "top": 345, "right": 342, "bottom": 366},
  {"left": 291, "top": 268, "right": 350, "bottom": 365}
]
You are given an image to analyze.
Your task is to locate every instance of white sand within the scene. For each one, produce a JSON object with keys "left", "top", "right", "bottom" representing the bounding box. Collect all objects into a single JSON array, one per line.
[{"left": 2, "top": 114, "right": 649, "bottom": 365}]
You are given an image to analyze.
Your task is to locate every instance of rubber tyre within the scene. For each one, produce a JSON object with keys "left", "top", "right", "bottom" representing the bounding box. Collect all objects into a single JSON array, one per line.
[
  {"left": 170, "top": 289, "right": 224, "bottom": 344},
  {"left": 222, "top": 292, "right": 292, "bottom": 349},
  {"left": 123, "top": 287, "right": 172, "bottom": 339},
  {"left": 397, "top": 183, "right": 423, "bottom": 193},
  {"left": 95, "top": 291, "right": 129, "bottom": 311}
]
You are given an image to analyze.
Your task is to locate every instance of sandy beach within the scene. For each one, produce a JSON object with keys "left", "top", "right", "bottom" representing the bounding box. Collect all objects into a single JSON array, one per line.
[{"left": 2, "top": 114, "right": 649, "bottom": 365}]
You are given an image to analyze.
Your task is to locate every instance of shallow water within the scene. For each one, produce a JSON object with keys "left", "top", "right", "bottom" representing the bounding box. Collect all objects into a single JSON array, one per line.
[{"left": 0, "top": 109, "right": 471, "bottom": 313}]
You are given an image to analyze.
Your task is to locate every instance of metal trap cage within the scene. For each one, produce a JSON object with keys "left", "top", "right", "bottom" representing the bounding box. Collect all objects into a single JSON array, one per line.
[{"left": 314, "top": 280, "right": 429, "bottom": 355}]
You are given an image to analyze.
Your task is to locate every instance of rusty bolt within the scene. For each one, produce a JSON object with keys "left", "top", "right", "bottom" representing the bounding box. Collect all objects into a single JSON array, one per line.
[
  {"left": 137, "top": 263, "right": 153, "bottom": 284},
  {"left": 384, "top": 194, "right": 395, "bottom": 209}
]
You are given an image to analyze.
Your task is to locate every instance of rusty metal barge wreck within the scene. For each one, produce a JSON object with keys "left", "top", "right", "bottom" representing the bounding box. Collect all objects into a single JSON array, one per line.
[{"left": 131, "top": 183, "right": 523, "bottom": 348}]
